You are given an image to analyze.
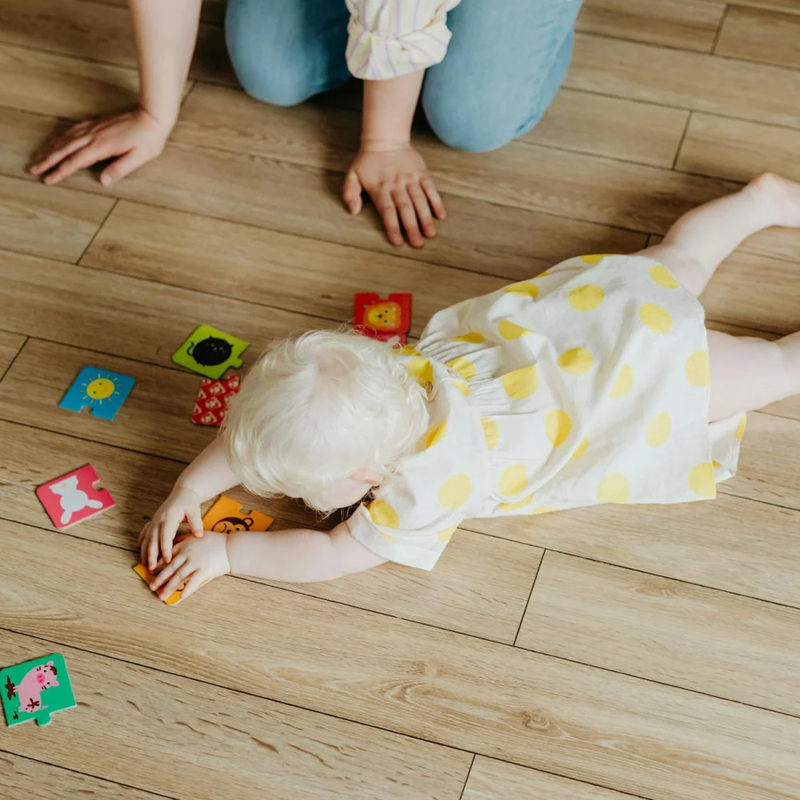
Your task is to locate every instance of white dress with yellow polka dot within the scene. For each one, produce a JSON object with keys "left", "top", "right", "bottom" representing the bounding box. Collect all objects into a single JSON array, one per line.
[{"left": 347, "top": 254, "right": 746, "bottom": 570}]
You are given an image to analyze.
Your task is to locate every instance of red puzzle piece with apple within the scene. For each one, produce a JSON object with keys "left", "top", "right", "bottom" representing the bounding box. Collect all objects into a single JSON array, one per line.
[
  {"left": 192, "top": 375, "right": 241, "bottom": 427},
  {"left": 36, "top": 464, "right": 115, "bottom": 530},
  {"left": 353, "top": 293, "right": 412, "bottom": 344}
]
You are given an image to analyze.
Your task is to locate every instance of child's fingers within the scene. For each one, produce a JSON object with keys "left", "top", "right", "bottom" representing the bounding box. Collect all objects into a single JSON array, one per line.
[
  {"left": 420, "top": 175, "right": 446, "bottom": 220},
  {"left": 137, "top": 521, "right": 150, "bottom": 548},
  {"left": 147, "top": 528, "right": 161, "bottom": 571},
  {"left": 178, "top": 571, "right": 205, "bottom": 601},
  {"left": 157, "top": 561, "right": 192, "bottom": 600},
  {"left": 149, "top": 554, "right": 186, "bottom": 592},
  {"left": 159, "top": 513, "right": 181, "bottom": 565},
  {"left": 343, "top": 170, "right": 363, "bottom": 215},
  {"left": 186, "top": 508, "right": 204, "bottom": 537}
]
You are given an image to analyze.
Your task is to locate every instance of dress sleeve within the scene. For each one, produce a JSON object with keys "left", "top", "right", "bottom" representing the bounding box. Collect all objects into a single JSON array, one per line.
[{"left": 345, "top": 0, "right": 459, "bottom": 80}]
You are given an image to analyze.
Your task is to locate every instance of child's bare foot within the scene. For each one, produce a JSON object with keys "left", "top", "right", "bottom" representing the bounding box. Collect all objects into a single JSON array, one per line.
[{"left": 745, "top": 172, "right": 800, "bottom": 227}]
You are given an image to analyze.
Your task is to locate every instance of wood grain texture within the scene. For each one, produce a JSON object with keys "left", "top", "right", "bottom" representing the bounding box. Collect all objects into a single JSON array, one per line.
[
  {"left": 517, "top": 552, "right": 800, "bottom": 715},
  {"left": 523, "top": 89, "right": 689, "bottom": 167},
  {"left": 80, "top": 201, "right": 509, "bottom": 329},
  {"left": 463, "top": 757, "right": 635, "bottom": 800},
  {"left": 3, "top": 525, "right": 800, "bottom": 800},
  {"left": 567, "top": 33, "right": 800, "bottom": 130},
  {"left": 0, "top": 0, "right": 235, "bottom": 84},
  {"left": 0, "top": 752, "right": 161, "bottom": 800},
  {"left": 464, "top": 493, "right": 800, "bottom": 610},
  {"left": 0, "top": 42, "right": 137, "bottom": 118},
  {"left": 676, "top": 113, "right": 800, "bottom": 184},
  {"left": 715, "top": 5, "right": 800, "bottom": 70},
  {"left": 0, "top": 173, "right": 113, "bottom": 261},
  {"left": 0, "top": 629, "right": 469, "bottom": 800},
  {"left": 92, "top": 0, "right": 228, "bottom": 24},
  {"left": 0, "top": 418, "right": 539, "bottom": 642},
  {"left": 577, "top": 0, "right": 725, "bottom": 52},
  {"left": 0, "top": 329, "right": 25, "bottom": 376}
]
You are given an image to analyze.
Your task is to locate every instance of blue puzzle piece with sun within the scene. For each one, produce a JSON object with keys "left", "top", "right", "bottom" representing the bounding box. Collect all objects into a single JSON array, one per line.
[{"left": 59, "top": 367, "right": 135, "bottom": 421}]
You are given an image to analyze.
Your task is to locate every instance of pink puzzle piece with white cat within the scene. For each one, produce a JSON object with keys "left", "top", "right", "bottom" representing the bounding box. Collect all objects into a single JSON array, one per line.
[{"left": 36, "top": 464, "right": 115, "bottom": 530}]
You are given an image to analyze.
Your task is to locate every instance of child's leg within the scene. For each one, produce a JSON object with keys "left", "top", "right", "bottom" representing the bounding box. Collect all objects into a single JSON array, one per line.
[
  {"left": 637, "top": 173, "right": 800, "bottom": 297},
  {"left": 708, "top": 330, "right": 800, "bottom": 420}
]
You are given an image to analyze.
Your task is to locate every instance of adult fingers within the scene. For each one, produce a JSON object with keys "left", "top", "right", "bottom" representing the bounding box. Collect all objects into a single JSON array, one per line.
[
  {"left": 30, "top": 134, "right": 93, "bottom": 176},
  {"left": 99, "top": 147, "right": 152, "bottom": 186},
  {"left": 342, "top": 170, "right": 363, "bottom": 215},
  {"left": 420, "top": 175, "right": 446, "bottom": 220},
  {"left": 374, "top": 187, "right": 403, "bottom": 247},
  {"left": 391, "top": 186, "right": 425, "bottom": 248},
  {"left": 408, "top": 182, "right": 436, "bottom": 239},
  {"left": 42, "top": 142, "right": 114, "bottom": 185}
]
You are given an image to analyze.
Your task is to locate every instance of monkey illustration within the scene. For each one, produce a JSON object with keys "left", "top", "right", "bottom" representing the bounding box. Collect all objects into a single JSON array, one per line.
[{"left": 211, "top": 516, "right": 254, "bottom": 534}]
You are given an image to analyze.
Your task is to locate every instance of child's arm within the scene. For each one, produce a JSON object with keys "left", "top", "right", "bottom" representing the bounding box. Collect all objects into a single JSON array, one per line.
[
  {"left": 139, "top": 437, "right": 240, "bottom": 570},
  {"left": 149, "top": 521, "right": 386, "bottom": 601}
]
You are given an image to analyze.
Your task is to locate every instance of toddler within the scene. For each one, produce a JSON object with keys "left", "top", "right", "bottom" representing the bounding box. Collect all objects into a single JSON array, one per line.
[{"left": 141, "top": 173, "right": 800, "bottom": 602}]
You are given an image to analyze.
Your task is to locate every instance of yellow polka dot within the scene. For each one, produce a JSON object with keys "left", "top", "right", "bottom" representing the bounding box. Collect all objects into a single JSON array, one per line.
[
  {"left": 499, "top": 493, "right": 535, "bottom": 512},
  {"left": 423, "top": 421, "right": 447, "bottom": 449},
  {"left": 438, "top": 474, "right": 472, "bottom": 509},
  {"left": 571, "top": 436, "right": 588, "bottom": 460},
  {"left": 557, "top": 347, "right": 594, "bottom": 376},
  {"left": 454, "top": 332, "right": 486, "bottom": 344},
  {"left": 481, "top": 418, "right": 499, "bottom": 450},
  {"left": 685, "top": 351, "right": 710, "bottom": 387},
  {"left": 646, "top": 412, "right": 672, "bottom": 447},
  {"left": 609, "top": 364, "right": 634, "bottom": 398},
  {"left": 406, "top": 357, "right": 433, "bottom": 385},
  {"left": 649, "top": 264, "right": 679, "bottom": 289},
  {"left": 499, "top": 464, "right": 527, "bottom": 496},
  {"left": 446, "top": 356, "right": 475, "bottom": 380},
  {"left": 378, "top": 531, "right": 397, "bottom": 543},
  {"left": 568, "top": 285, "right": 605, "bottom": 311},
  {"left": 597, "top": 473, "right": 630, "bottom": 504},
  {"left": 688, "top": 462, "right": 716, "bottom": 498},
  {"left": 498, "top": 320, "right": 532, "bottom": 340},
  {"left": 453, "top": 380, "right": 472, "bottom": 397},
  {"left": 369, "top": 500, "right": 400, "bottom": 528},
  {"left": 529, "top": 506, "right": 556, "bottom": 516},
  {"left": 504, "top": 281, "right": 539, "bottom": 299},
  {"left": 545, "top": 410, "right": 572, "bottom": 447},
  {"left": 580, "top": 254, "right": 614, "bottom": 265},
  {"left": 639, "top": 303, "right": 673, "bottom": 333},
  {"left": 712, "top": 460, "right": 722, "bottom": 468},
  {"left": 503, "top": 366, "right": 538, "bottom": 399},
  {"left": 735, "top": 415, "right": 747, "bottom": 441},
  {"left": 437, "top": 526, "right": 458, "bottom": 543},
  {"left": 398, "top": 344, "right": 420, "bottom": 356}
]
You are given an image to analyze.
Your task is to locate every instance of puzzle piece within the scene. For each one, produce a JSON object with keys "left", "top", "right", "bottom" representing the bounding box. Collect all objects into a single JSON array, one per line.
[
  {"left": 1, "top": 653, "right": 75, "bottom": 727},
  {"left": 36, "top": 464, "right": 115, "bottom": 530},
  {"left": 59, "top": 366, "right": 135, "bottom": 421},
  {"left": 354, "top": 293, "right": 412, "bottom": 343},
  {"left": 133, "top": 563, "right": 184, "bottom": 606},
  {"left": 202, "top": 495, "right": 274, "bottom": 533},
  {"left": 192, "top": 375, "right": 241, "bottom": 427},
  {"left": 173, "top": 324, "right": 249, "bottom": 379}
]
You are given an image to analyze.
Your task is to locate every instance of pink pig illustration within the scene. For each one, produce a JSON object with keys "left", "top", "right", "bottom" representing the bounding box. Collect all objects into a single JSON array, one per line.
[{"left": 8, "top": 662, "right": 59, "bottom": 717}]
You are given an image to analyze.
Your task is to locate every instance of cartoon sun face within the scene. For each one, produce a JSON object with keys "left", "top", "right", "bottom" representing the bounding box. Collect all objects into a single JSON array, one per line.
[{"left": 82, "top": 373, "right": 119, "bottom": 404}]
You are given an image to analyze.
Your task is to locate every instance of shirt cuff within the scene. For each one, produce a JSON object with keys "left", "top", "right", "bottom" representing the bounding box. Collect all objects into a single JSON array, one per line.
[{"left": 346, "top": 17, "right": 452, "bottom": 80}]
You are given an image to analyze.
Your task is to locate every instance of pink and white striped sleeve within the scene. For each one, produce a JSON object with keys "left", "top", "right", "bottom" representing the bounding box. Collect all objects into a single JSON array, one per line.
[{"left": 345, "top": 0, "right": 461, "bottom": 80}]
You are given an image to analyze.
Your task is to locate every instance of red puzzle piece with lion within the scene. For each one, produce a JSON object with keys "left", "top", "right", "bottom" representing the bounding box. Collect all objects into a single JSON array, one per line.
[{"left": 353, "top": 293, "right": 412, "bottom": 344}]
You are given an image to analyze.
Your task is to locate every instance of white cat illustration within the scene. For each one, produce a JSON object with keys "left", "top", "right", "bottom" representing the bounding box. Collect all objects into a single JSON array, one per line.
[{"left": 48, "top": 476, "right": 103, "bottom": 525}]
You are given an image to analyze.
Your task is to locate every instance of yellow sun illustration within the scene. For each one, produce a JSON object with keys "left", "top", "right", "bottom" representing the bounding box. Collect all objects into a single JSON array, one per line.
[{"left": 82, "top": 375, "right": 118, "bottom": 404}]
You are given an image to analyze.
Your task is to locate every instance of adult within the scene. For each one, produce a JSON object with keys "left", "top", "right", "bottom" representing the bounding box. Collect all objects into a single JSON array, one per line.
[{"left": 32, "top": 0, "right": 583, "bottom": 247}]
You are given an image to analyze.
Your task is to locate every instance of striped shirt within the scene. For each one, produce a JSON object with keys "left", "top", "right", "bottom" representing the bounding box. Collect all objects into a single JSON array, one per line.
[{"left": 345, "top": 0, "right": 462, "bottom": 80}]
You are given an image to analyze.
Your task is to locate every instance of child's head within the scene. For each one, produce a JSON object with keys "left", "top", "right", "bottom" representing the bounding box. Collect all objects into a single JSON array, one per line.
[{"left": 223, "top": 329, "right": 428, "bottom": 512}]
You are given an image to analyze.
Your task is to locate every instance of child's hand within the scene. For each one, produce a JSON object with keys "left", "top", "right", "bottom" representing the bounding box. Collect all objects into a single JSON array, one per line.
[
  {"left": 343, "top": 143, "right": 446, "bottom": 248},
  {"left": 138, "top": 486, "right": 204, "bottom": 570},
  {"left": 149, "top": 532, "right": 231, "bottom": 602},
  {"left": 30, "top": 106, "right": 172, "bottom": 187}
]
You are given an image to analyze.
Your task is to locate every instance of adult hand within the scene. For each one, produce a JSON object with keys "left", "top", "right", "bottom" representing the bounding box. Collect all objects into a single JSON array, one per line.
[
  {"left": 30, "top": 107, "right": 172, "bottom": 187},
  {"left": 343, "top": 142, "right": 446, "bottom": 248}
]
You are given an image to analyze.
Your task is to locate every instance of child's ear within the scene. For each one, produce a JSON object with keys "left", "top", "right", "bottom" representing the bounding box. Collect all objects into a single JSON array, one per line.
[{"left": 351, "top": 469, "right": 383, "bottom": 485}]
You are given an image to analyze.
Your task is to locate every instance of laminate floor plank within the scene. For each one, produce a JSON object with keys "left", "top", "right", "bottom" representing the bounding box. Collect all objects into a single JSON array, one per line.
[
  {"left": 715, "top": 5, "right": 800, "bottom": 70},
  {"left": 0, "top": 629, "right": 469, "bottom": 800},
  {"left": 518, "top": 551, "right": 800, "bottom": 715},
  {"left": 0, "top": 330, "right": 26, "bottom": 377},
  {"left": 3, "top": 525, "right": 800, "bottom": 800},
  {"left": 0, "top": 173, "right": 113, "bottom": 261},
  {"left": 0, "top": 418, "right": 539, "bottom": 643}
]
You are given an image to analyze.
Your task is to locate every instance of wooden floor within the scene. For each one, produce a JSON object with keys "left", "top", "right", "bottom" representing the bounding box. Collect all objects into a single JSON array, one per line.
[{"left": 2, "top": 1, "right": 800, "bottom": 798}]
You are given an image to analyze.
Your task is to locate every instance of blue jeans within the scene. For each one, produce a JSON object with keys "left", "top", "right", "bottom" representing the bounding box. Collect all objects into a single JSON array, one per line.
[{"left": 225, "top": 0, "right": 583, "bottom": 152}]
